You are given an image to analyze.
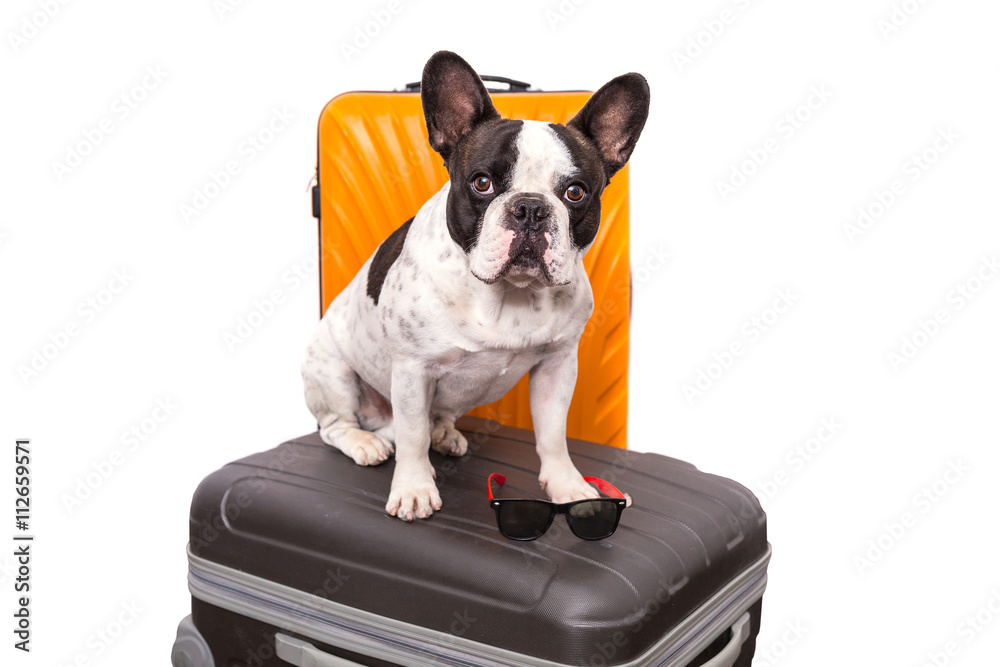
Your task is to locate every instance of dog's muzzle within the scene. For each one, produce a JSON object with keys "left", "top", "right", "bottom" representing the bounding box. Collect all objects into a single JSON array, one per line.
[
  {"left": 509, "top": 196, "right": 551, "bottom": 235},
  {"left": 504, "top": 195, "right": 554, "bottom": 270}
]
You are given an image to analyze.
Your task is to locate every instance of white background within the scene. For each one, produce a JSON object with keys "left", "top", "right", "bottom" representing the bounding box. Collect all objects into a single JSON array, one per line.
[{"left": 3, "top": 0, "right": 999, "bottom": 665}]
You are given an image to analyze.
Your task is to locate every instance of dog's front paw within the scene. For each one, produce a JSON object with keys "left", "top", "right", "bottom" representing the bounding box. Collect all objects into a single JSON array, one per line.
[
  {"left": 334, "top": 428, "right": 394, "bottom": 466},
  {"left": 540, "top": 466, "right": 601, "bottom": 504},
  {"left": 386, "top": 469, "right": 442, "bottom": 521},
  {"left": 430, "top": 421, "right": 468, "bottom": 457}
]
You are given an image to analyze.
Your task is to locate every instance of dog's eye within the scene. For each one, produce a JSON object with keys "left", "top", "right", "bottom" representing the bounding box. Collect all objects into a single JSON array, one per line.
[
  {"left": 471, "top": 175, "right": 493, "bottom": 194},
  {"left": 565, "top": 184, "right": 586, "bottom": 202}
]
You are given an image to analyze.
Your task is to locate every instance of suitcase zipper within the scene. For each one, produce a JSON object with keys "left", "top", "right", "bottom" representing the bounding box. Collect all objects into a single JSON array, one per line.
[{"left": 186, "top": 545, "right": 769, "bottom": 667}]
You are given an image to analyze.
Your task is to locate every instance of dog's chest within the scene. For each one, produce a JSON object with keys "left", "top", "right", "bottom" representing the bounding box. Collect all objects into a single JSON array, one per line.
[
  {"left": 377, "top": 268, "right": 585, "bottom": 411},
  {"left": 428, "top": 345, "right": 542, "bottom": 409}
]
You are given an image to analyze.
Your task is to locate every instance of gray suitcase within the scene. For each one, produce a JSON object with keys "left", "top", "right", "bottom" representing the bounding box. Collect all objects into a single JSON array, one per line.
[{"left": 171, "top": 418, "right": 769, "bottom": 666}]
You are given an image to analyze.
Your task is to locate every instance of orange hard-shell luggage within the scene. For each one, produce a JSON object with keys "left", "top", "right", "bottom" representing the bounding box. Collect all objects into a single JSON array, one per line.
[{"left": 312, "top": 76, "right": 631, "bottom": 448}]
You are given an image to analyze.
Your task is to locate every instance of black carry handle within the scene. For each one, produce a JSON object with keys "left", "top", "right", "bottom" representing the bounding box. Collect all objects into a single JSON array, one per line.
[{"left": 403, "top": 74, "right": 532, "bottom": 93}]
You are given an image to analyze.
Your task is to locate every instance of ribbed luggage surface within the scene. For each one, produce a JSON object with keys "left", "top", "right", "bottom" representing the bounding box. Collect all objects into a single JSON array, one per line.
[{"left": 189, "top": 418, "right": 768, "bottom": 665}]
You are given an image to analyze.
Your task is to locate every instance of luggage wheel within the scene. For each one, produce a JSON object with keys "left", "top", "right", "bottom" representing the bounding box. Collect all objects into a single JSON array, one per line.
[{"left": 171, "top": 615, "right": 216, "bottom": 667}]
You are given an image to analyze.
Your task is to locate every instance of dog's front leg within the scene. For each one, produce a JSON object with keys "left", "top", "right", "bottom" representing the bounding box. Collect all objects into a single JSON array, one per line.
[
  {"left": 385, "top": 361, "right": 441, "bottom": 521},
  {"left": 529, "top": 346, "right": 601, "bottom": 503}
]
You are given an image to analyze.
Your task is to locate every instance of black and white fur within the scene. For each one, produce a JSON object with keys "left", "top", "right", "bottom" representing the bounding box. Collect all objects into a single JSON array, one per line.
[{"left": 302, "top": 51, "right": 649, "bottom": 521}]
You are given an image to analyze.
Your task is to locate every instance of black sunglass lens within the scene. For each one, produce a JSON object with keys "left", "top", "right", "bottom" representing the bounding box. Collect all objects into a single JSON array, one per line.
[
  {"left": 497, "top": 501, "right": 553, "bottom": 540},
  {"left": 567, "top": 500, "right": 620, "bottom": 539}
]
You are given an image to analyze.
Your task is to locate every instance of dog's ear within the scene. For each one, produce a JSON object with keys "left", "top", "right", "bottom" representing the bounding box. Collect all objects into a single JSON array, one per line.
[
  {"left": 421, "top": 51, "right": 500, "bottom": 160},
  {"left": 567, "top": 73, "right": 650, "bottom": 179}
]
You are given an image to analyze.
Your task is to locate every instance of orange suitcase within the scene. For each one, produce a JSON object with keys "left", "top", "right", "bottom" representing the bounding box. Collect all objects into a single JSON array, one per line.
[{"left": 312, "top": 76, "right": 631, "bottom": 448}]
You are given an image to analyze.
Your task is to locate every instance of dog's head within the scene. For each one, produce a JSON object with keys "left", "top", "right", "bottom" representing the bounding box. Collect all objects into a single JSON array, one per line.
[{"left": 421, "top": 51, "right": 649, "bottom": 288}]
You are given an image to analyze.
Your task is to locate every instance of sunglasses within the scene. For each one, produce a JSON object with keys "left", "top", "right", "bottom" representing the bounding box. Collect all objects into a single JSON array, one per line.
[{"left": 487, "top": 473, "right": 628, "bottom": 541}]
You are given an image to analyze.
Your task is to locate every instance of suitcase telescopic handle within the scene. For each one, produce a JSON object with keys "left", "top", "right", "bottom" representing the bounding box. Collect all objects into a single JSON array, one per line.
[{"left": 403, "top": 74, "right": 532, "bottom": 93}]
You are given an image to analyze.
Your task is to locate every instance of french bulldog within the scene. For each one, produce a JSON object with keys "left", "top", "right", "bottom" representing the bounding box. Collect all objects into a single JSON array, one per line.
[{"left": 302, "top": 51, "right": 649, "bottom": 521}]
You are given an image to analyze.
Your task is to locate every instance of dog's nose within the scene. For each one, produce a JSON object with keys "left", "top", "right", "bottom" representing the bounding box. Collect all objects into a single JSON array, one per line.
[{"left": 511, "top": 197, "right": 549, "bottom": 233}]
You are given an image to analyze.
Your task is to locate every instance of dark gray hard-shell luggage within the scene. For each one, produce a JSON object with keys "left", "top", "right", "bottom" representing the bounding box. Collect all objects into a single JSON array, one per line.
[{"left": 171, "top": 418, "right": 769, "bottom": 667}]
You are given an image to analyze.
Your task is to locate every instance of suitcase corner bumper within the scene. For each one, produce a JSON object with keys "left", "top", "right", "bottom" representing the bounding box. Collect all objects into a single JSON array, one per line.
[{"left": 171, "top": 614, "right": 215, "bottom": 667}]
